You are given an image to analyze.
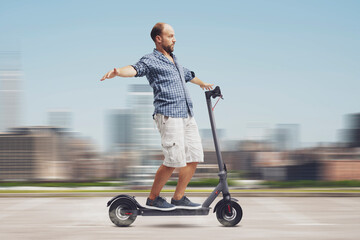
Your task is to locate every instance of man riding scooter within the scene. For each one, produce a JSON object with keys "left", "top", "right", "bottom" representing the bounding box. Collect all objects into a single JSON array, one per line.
[{"left": 101, "top": 22, "right": 214, "bottom": 210}]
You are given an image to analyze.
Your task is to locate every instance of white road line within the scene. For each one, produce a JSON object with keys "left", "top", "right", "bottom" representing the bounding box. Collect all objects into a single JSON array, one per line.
[{"left": 287, "top": 223, "right": 336, "bottom": 226}]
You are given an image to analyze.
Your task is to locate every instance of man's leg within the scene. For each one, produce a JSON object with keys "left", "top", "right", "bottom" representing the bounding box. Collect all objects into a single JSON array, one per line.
[
  {"left": 172, "top": 162, "right": 198, "bottom": 200},
  {"left": 148, "top": 164, "right": 175, "bottom": 200}
]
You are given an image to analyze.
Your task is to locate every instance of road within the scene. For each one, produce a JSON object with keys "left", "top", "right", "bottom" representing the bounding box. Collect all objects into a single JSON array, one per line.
[{"left": 0, "top": 196, "right": 359, "bottom": 240}]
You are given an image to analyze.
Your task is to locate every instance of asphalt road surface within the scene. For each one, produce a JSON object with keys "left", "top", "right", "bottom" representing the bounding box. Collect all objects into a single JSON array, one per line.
[{"left": 0, "top": 196, "right": 359, "bottom": 240}]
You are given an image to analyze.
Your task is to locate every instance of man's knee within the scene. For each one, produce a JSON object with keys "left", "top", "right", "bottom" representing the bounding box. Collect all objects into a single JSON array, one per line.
[
  {"left": 160, "top": 164, "right": 176, "bottom": 171},
  {"left": 187, "top": 162, "right": 198, "bottom": 168}
]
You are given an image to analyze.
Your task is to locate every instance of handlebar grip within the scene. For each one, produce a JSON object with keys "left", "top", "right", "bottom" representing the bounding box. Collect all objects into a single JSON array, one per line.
[{"left": 205, "top": 86, "right": 223, "bottom": 100}]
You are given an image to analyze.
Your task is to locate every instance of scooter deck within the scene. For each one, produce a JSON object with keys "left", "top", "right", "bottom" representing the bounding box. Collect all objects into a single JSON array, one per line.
[
  {"left": 139, "top": 207, "right": 210, "bottom": 216},
  {"left": 121, "top": 207, "right": 210, "bottom": 216}
]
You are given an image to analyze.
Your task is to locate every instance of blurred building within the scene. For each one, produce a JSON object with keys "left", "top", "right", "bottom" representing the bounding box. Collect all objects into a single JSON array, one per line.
[
  {"left": 106, "top": 109, "right": 134, "bottom": 152},
  {"left": 127, "top": 84, "right": 163, "bottom": 184},
  {"left": 105, "top": 84, "right": 163, "bottom": 184},
  {"left": 256, "top": 151, "right": 321, "bottom": 181},
  {"left": 0, "top": 51, "right": 22, "bottom": 131},
  {"left": 67, "top": 136, "right": 110, "bottom": 180},
  {"left": 0, "top": 127, "right": 71, "bottom": 180},
  {"left": 104, "top": 151, "right": 139, "bottom": 179},
  {"left": 271, "top": 124, "right": 300, "bottom": 151},
  {"left": 317, "top": 146, "right": 360, "bottom": 181},
  {"left": 0, "top": 126, "right": 107, "bottom": 181},
  {"left": 128, "top": 84, "right": 160, "bottom": 155},
  {"left": 246, "top": 122, "right": 269, "bottom": 141},
  {"left": 252, "top": 144, "right": 360, "bottom": 181},
  {"left": 200, "top": 128, "right": 225, "bottom": 151},
  {"left": 235, "top": 140, "right": 272, "bottom": 179},
  {"left": 200, "top": 140, "right": 272, "bottom": 180},
  {"left": 47, "top": 110, "right": 73, "bottom": 130},
  {"left": 342, "top": 113, "right": 360, "bottom": 148}
]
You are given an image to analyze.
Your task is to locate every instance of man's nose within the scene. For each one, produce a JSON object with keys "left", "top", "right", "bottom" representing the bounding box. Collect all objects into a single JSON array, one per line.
[{"left": 173, "top": 37, "right": 176, "bottom": 43}]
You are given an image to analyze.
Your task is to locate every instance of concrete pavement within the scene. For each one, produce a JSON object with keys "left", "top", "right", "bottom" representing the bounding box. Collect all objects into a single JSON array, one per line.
[{"left": 0, "top": 197, "right": 359, "bottom": 239}]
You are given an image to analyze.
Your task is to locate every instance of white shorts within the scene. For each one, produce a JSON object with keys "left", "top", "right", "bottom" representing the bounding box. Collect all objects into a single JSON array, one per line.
[{"left": 154, "top": 114, "right": 204, "bottom": 168}]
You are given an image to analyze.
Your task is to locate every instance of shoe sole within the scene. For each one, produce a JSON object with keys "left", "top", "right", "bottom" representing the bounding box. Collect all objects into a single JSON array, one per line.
[
  {"left": 173, "top": 205, "right": 202, "bottom": 210},
  {"left": 145, "top": 205, "right": 177, "bottom": 211}
]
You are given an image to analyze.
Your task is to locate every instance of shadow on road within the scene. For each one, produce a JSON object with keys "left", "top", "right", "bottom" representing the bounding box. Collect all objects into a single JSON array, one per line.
[{"left": 145, "top": 223, "right": 208, "bottom": 228}]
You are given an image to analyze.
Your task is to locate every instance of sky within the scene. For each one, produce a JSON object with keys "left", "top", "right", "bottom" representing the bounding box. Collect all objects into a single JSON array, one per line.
[{"left": 0, "top": 0, "right": 359, "bottom": 151}]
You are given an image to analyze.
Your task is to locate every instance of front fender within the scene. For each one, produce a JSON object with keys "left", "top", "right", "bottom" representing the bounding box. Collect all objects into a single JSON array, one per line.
[{"left": 213, "top": 198, "right": 238, "bottom": 213}]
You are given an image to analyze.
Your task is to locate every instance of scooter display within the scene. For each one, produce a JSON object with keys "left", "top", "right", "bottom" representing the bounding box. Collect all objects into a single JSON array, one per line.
[{"left": 106, "top": 86, "right": 243, "bottom": 227}]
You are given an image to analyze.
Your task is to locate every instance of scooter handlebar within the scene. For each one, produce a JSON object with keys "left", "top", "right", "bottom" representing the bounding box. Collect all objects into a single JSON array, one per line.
[{"left": 205, "top": 86, "right": 223, "bottom": 100}]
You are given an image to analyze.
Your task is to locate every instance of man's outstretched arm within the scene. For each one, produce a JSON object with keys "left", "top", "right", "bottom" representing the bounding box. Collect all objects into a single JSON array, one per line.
[
  {"left": 190, "top": 77, "right": 214, "bottom": 90},
  {"left": 100, "top": 66, "right": 137, "bottom": 81}
]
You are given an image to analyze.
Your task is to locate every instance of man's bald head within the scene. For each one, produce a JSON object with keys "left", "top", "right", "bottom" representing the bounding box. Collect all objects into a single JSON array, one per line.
[
  {"left": 151, "top": 22, "right": 176, "bottom": 54},
  {"left": 151, "top": 22, "right": 169, "bottom": 42}
]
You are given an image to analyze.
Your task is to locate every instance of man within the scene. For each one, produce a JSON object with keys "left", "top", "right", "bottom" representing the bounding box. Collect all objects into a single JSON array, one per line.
[{"left": 101, "top": 22, "right": 213, "bottom": 211}]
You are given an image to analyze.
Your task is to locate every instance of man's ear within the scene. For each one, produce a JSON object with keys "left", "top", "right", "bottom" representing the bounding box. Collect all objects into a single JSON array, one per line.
[{"left": 155, "top": 35, "right": 162, "bottom": 44}]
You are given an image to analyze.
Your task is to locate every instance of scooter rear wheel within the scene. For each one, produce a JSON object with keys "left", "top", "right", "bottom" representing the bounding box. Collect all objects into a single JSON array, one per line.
[
  {"left": 216, "top": 201, "right": 242, "bottom": 227},
  {"left": 109, "top": 199, "right": 137, "bottom": 227}
]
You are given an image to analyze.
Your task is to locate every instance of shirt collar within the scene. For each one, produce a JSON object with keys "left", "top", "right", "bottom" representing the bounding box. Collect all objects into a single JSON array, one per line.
[{"left": 153, "top": 48, "right": 176, "bottom": 62}]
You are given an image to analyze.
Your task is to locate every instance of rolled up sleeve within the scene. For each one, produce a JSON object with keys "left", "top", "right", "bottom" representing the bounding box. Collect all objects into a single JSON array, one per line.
[
  {"left": 131, "top": 57, "right": 149, "bottom": 77},
  {"left": 183, "top": 67, "right": 195, "bottom": 83}
]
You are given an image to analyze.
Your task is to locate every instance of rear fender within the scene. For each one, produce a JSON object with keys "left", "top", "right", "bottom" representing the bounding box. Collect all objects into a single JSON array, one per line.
[{"left": 107, "top": 194, "right": 139, "bottom": 208}]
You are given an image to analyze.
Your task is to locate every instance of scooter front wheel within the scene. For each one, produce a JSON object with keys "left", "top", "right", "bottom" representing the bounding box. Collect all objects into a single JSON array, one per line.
[
  {"left": 109, "top": 199, "right": 137, "bottom": 227},
  {"left": 216, "top": 201, "right": 243, "bottom": 227}
]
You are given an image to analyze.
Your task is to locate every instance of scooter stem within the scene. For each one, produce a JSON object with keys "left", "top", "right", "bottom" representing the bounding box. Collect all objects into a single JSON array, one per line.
[{"left": 205, "top": 86, "right": 225, "bottom": 172}]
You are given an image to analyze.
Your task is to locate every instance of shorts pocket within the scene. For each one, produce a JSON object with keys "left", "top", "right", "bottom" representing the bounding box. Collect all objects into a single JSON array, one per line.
[
  {"left": 161, "top": 139, "right": 177, "bottom": 161},
  {"left": 155, "top": 115, "right": 170, "bottom": 132}
]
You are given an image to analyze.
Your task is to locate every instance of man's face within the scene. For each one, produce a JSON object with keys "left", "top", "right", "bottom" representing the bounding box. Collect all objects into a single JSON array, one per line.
[{"left": 159, "top": 25, "right": 176, "bottom": 54}]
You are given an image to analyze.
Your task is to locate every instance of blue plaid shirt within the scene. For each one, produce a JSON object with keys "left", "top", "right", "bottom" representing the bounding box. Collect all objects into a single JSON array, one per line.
[{"left": 131, "top": 49, "right": 195, "bottom": 118}]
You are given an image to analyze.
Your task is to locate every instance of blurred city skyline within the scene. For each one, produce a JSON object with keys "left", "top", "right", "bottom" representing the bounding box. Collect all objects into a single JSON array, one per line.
[{"left": 1, "top": 0, "right": 359, "bottom": 151}]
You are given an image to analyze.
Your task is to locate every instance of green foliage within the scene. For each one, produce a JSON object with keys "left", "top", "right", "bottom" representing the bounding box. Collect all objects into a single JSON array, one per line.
[
  {"left": 2, "top": 180, "right": 360, "bottom": 188},
  {"left": 262, "top": 180, "right": 360, "bottom": 188},
  {"left": 0, "top": 181, "right": 124, "bottom": 187},
  {"left": 227, "top": 170, "right": 247, "bottom": 179},
  {"left": 166, "top": 178, "right": 235, "bottom": 187}
]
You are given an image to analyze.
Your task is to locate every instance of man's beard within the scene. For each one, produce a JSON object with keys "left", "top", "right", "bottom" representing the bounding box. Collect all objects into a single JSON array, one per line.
[{"left": 163, "top": 43, "right": 174, "bottom": 54}]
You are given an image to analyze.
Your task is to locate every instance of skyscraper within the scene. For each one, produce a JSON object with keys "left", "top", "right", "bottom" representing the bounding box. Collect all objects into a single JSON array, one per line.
[
  {"left": 344, "top": 113, "right": 360, "bottom": 148},
  {"left": 106, "top": 108, "right": 134, "bottom": 152},
  {"left": 128, "top": 84, "right": 160, "bottom": 158},
  {"left": 106, "top": 84, "right": 161, "bottom": 184},
  {"left": 0, "top": 51, "right": 22, "bottom": 131},
  {"left": 48, "top": 110, "right": 73, "bottom": 130},
  {"left": 272, "top": 124, "right": 300, "bottom": 151},
  {"left": 107, "top": 84, "right": 158, "bottom": 154},
  {"left": 127, "top": 84, "right": 161, "bottom": 184}
]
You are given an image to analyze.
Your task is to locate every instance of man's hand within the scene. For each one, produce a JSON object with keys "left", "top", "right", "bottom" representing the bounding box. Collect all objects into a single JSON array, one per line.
[
  {"left": 100, "top": 68, "right": 118, "bottom": 81},
  {"left": 100, "top": 66, "right": 137, "bottom": 81},
  {"left": 200, "top": 82, "right": 214, "bottom": 91},
  {"left": 190, "top": 77, "right": 214, "bottom": 90}
]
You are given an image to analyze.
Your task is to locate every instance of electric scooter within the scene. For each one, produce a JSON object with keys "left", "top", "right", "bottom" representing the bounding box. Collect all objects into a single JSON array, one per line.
[{"left": 106, "top": 86, "right": 243, "bottom": 227}]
